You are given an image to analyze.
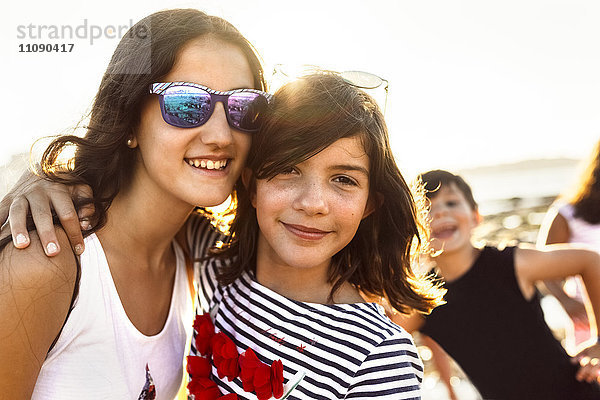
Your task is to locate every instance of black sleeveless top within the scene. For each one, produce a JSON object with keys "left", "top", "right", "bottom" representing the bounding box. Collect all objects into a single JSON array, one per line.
[{"left": 421, "top": 246, "right": 600, "bottom": 399}]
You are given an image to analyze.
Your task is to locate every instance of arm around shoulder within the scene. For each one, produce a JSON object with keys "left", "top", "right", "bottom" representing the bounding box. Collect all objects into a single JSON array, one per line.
[{"left": 0, "top": 229, "right": 78, "bottom": 399}]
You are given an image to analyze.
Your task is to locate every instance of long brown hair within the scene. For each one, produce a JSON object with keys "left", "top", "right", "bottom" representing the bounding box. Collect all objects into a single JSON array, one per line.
[
  {"left": 38, "top": 9, "right": 266, "bottom": 234},
  {"left": 216, "top": 73, "right": 444, "bottom": 314},
  {"left": 567, "top": 139, "right": 600, "bottom": 224}
]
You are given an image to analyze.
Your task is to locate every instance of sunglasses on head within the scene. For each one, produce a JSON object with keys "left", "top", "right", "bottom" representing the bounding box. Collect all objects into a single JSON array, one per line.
[
  {"left": 149, "top": 82, "right": 272, "bottom": 133},
  {"left": 272, "top": 64, "right": 389, "bottom": 114}
]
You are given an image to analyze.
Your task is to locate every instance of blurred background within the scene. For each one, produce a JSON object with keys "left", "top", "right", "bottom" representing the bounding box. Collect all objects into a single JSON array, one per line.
[{"left": 3, "top": 1, "right": 600, "bottom": 398}]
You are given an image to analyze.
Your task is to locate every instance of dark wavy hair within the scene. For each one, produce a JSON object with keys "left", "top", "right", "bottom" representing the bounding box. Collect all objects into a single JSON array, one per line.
[
  {"left": 566, "top": 139, "right": 600, "bottom": 224},
  {"left": 419, "top": 169, "right": 478, "bottom": 210},
  {"left": 215, "top": 73, "right": 445, "bottom": 314},
  {"left": 37, "top": 8, "right": 266, "bottom": 233}
]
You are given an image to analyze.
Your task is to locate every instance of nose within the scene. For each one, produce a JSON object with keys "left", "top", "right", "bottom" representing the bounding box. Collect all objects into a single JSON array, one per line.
[
  {"left": 198, "top": 102, "right": 234, "bottom": 148},
  {"left": 429, "top": 202, "right": 448, "bottom": 219},
  {"left": 292, "top": 180, "right": 329, "bottom": 216}
]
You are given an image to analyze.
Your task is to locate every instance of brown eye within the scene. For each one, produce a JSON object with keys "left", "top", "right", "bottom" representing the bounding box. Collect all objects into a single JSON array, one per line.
[
  {"left": 279, "top": 166, "right": 298, "bottom": 175},
  {"left": 333, "top": 176, "right": 358, "bottom": 186}
]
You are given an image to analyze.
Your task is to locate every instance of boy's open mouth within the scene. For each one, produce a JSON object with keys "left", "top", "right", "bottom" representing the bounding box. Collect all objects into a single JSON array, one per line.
[{"left": 432, "top": 224, "right": 457, "bottom": 240}]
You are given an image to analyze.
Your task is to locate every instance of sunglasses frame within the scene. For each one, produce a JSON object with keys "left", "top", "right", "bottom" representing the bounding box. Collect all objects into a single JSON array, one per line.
[
  {"left": 271, "top": 64, "right": 389, "bottom": 114},
  {"left": 149, "top": 82, "right": 272, "bottom": 133}
]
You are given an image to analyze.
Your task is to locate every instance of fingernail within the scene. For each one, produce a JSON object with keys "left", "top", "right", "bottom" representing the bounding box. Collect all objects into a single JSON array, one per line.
[
  {"left": 80, "top": 220, "right": 92, "bottom": 231},
  {"left": 74, "top": 244, "right": 84, "bottom": 255},
  {"left": 14, "top": 233, "right": 29, "bottom": 247},
  {"left": 46, "top": 242, "right": 59, "bottom": 255}
]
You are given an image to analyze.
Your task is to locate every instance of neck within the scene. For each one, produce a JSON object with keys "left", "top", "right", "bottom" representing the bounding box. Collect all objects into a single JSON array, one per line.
[
  {"left": 433, "top": 243, "right": 481, "bottom": 282},
  {"left": 255, "top": 250, "right": 363, "bottom": 304},
  {"left": 257, "top": 261, "right": 333, "bottom": 304},
  {"left": 96, "top": 175, "right": 193, "bottom": 270}
]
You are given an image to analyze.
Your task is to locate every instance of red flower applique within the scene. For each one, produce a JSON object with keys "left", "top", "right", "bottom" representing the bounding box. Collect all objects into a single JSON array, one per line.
[
  {"left": 271, "top": 360, "right": 284, "bottom": 398},
  {"left": 194, "top": 313, "right": 216, "bottom": 356},
  {"left": 211, "top": 332, "right": 240, "bottom": 381},
  {"left": 187, "top": 377, "right": 221, "bottom": 400},
  {"left": 187, "top": 356, "right": 212, "bottom": 378},
  {"left": 239, "top": 348, "right": 284, "bottom": 400},
  {"left": 189, "top": 313, "right": 284, "bottom": 399}
]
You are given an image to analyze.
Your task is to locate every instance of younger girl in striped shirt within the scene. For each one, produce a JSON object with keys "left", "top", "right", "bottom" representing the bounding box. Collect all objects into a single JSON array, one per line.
[{"left": 186, "top": 72, "right": 444, "bottom": 399}]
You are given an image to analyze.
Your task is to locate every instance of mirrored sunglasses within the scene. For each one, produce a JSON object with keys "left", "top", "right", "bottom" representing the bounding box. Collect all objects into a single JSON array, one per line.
[{"left": 149, "top": 82, "right": 272, "bottom": 133}]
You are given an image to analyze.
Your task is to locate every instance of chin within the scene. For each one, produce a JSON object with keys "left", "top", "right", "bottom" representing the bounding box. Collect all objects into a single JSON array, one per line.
[
  {"left": 189, "top": 191, "right": 231, "bottom": 208},
  {"left": 279, "top": 255, "right": 330, "bottom": 271}
]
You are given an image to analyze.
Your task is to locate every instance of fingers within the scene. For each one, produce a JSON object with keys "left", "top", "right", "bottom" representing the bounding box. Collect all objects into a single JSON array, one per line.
[
  {"left": 6, "top": 178, "right": 95, "bottom": 257},
  {"left": 8, "top": 197, "right": 31, "bottom": 249},
  {"left": 72, "top": 184, "right": 95, "bottom": 232},
  {"left": 576, "top": 356, "right": 600, "bottom": 383},
  {"left": 27, "top": 191, "right": 61, "bottom": 257},
  {"left": 51, "top": 190, "right": 85, "bottom": 255}
]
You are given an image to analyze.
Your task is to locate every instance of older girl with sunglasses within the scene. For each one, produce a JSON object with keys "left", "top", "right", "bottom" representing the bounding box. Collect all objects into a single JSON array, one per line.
[{"left": 0, "top": 9, "right": 270, "bottom": 399}]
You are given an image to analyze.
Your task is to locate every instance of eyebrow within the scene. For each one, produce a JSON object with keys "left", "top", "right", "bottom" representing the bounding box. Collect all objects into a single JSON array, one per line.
[{"left": 329, "top": 164, "right": 370, "bottom": 176}]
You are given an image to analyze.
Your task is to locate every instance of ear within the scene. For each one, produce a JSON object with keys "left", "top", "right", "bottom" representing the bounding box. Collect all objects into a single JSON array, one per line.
[
  {"left": 241, "top": 168, "right": 257, "bottom": 208},
  {"left": 472, "top": 208, "right": 483, "bottom": 226},
  {"left": 362, "top": 191, "right": 383, "bottom": 220}
]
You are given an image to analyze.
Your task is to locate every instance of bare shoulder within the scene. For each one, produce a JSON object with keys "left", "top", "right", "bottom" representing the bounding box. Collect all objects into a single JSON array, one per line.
[
  {"left": 0, "top": 228, "right": 78, "bottom": 397},
  {"left": 1, "top": 228, "right": 78, "bottom": 294}
]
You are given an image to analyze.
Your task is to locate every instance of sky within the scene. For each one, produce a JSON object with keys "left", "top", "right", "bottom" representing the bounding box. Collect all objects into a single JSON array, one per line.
[{"left": 2, "top": 0, "right": 599, "bottom": 181}]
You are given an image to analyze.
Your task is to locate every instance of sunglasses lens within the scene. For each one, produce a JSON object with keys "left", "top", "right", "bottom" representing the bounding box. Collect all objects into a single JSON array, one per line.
[
  {"left": 161, "top": 86, "right": 212, "bottom": 128},
  {"left": 340, "top": 71, "right": 383, "bottom": 89},
  {"left": 227, "top": 92, "right": 269, "bottom": 131}
]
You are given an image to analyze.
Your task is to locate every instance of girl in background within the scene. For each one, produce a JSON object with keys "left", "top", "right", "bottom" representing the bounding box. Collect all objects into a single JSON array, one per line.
[{"left": 538, "top": 139, "right": 600, "bottom": 354}]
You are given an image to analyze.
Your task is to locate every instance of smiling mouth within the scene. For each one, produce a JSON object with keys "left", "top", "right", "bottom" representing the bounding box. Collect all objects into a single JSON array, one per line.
[
  {"left": 432, "top": 226, "right": 457, "bottom": 240},
  {"left": 282, "top": 223, "right": 331, "bottom": 240},
  {"left": 185, "top": 158, "right": 229, "bottom": 171}
]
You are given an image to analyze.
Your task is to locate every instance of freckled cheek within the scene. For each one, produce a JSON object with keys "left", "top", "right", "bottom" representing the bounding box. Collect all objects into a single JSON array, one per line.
[{"left": 334, "top": 200, "right": 369, "bottom": 227}]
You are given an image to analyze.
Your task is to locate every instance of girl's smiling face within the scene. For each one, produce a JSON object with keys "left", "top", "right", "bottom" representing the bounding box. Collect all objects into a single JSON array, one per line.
[
  {"left": 251, "top": 136, "right": 375, "bottom": 274},
  {"left": 428, "top": 182, "right": 480, "bottom": 254},
  {"left": 134, "top": 36, "right": 254, "bottom": 209}
]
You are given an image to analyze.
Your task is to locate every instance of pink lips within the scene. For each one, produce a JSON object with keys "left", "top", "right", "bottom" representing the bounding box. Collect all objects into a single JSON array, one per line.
[
  {"left": 432, "top": 226, "right": 457, "bottom": 240},
  {"left": 282, "top": 223, "right": 330, "bottom": 240}
]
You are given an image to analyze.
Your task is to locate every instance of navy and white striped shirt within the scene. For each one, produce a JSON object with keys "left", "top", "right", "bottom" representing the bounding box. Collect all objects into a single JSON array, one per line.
[{"left": 187, "top": 216, "right": 423, "bottom": 400}]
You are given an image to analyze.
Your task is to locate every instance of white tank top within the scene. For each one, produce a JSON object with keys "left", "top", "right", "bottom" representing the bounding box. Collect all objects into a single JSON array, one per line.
[
  {"left": 31, "top": 233, "right": 193, "bottom": 400},
  {"left": 558, "top": 203, "right": 600, "bottom": 250}
]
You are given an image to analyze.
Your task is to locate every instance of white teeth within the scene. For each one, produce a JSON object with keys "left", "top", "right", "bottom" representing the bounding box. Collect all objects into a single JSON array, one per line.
[{"left": 187, "top": 159, "right": 227, "bottom": 170}]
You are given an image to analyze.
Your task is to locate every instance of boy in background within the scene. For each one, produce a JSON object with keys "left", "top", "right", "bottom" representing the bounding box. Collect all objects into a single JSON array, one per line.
[{"left": 394, "top": 169, "right": 600, "bottom": 399}]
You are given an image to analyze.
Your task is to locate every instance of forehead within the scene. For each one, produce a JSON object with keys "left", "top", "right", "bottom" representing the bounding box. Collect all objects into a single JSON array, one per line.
[
  {"left": 164, "top": 36, "right": 254, "bottom": 91},
  {"left": 303, "top": 136, "right": 369, "bottom": 168},
  {"left": 430, "top": 182, "right": 468, "bottom": 201}
]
